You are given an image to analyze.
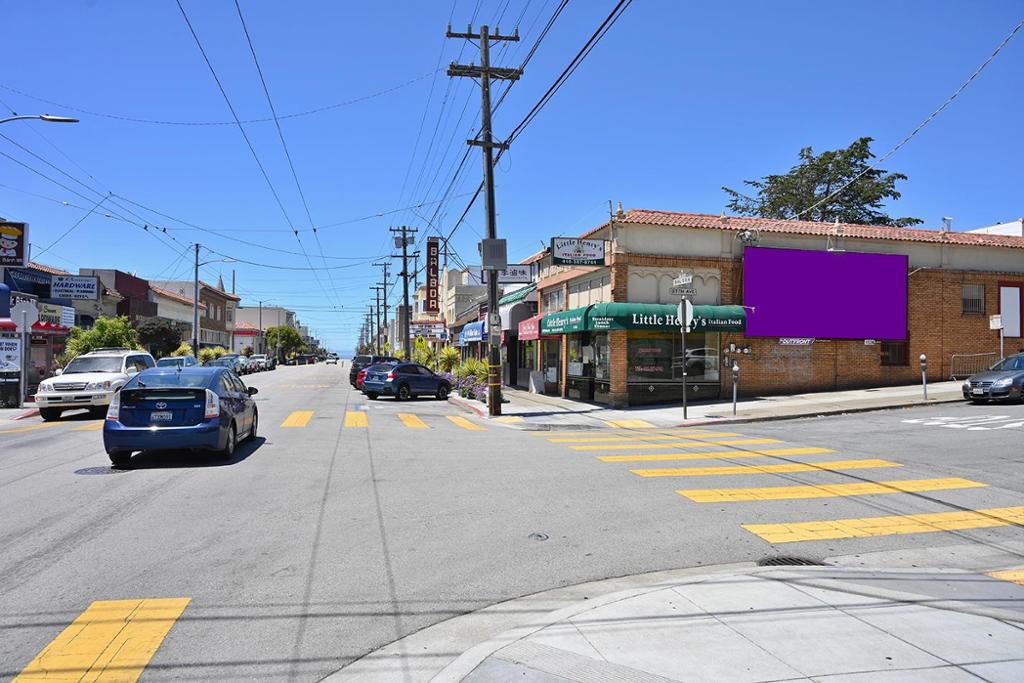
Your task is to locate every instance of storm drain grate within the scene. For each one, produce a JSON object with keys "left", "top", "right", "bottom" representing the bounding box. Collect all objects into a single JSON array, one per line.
[{"left": 757, "top": 556, "right": 827, "bottom": 567}]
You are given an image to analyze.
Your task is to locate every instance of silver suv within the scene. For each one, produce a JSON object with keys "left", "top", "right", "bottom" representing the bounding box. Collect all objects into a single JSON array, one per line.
[{"left": 35, "top": 348, "right": 155, "bottom": 420}]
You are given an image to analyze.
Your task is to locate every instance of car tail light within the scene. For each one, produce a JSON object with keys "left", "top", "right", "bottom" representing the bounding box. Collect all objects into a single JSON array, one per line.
[
  {"left": 204, "top": 389, "right": 220, "bottom": 419},
  {"left": 106, "top": 391, "right": 120, "bottom": 421},
  {"left": 387, "top": 370, "right": 396, "bottom": 379}
]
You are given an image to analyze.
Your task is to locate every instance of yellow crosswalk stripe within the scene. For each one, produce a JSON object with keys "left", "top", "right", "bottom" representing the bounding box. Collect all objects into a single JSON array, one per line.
[
  {"left": 72, "top": 422, "right": 105, "bottom": 431},
  {"left": 678, "top": 477, "right": 987, "bottom": 502},
  {"left": 281, "top": 410, "right": 314, "bottom": 428},
  {"left": 493, "top": 416, "right": 525, "bottom": 423},
  {"left": 551, "top": 431, "right": 739, "bottom": 443},
  {"left": 529, "top": 429, "right": 721, "bottom": 437},
  {"left": 447, "top": 415, "right": 485, "bottom": 431},
  {"left": 603, "top": 419, "right": 656, "bottom": 428},
  {"left": 631, "top": 459, "right": 901, "bottom": 478},
  {"left": 572, "top": 438, "right": 782, "bottom": 451},
  {"left": 743, "top": 506, "right": 1024, "bottom": 544},
  {"left": 14, "top": 597, "right": 190, "bottom": 682},
  {"left": 598, "top": 447, "right": 835, "bottom": 462},
  {"left": 398, "top": 413, "right": 428, "bottom": 429},
  {"left": 345, "top": 411, "right": 369, "bottom": 428},
  {"left": 0, "top": 421, "right": 65, "bottom": 435},
  {"left": 987, "top": 569, "right": 1024, "bottom": 586}
]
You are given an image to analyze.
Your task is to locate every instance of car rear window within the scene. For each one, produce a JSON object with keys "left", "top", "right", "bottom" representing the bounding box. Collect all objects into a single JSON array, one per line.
[
  {"left": 126, "top": 373, "right": 210, "bottom": 389},
  {"left": 353, "top": 356, "right": 371, "bottom": 365}
]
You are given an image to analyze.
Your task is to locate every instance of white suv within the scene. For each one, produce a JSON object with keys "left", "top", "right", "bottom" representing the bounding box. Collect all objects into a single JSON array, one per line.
[{"left": 35, "top": 348, "right": 155, "bottom": 420}]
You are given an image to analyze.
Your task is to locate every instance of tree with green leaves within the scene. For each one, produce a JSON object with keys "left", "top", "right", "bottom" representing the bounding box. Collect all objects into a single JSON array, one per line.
[
  {"left": 722, "top": 137, "right": 922, "bottom": 227},
  {"left": 64, "top": 316, "right": 141, "bottom": 361},
  {"left": 265, "top": 325, "right": 304, "bottom": 361},
  {"left": 135, "top": 317, "right": 183, "bottom": 358},
  {"left": 438, "top": 346, "right": 460, "bottom": 373}
]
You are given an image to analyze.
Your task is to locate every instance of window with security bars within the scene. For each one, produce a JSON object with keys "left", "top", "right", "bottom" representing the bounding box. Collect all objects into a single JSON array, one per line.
[
  {"left": 880, "top": 341, "right": 909, "bottom": 367},
  {"left": 962, "top": 284, "right": 985, "bottom": 315}
]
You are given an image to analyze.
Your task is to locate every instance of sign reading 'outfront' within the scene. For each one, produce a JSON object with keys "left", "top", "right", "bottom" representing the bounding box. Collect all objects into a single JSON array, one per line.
[{"left": 550, "top": 237, "right": 605, "bottom": 265}]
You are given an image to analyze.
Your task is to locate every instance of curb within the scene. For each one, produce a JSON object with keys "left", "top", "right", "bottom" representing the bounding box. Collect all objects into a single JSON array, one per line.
[
  {"left": 448, "top": 395, "right": 487, "bottom": 418},
  {"left": 13, "top": 408, "right": 39, "bottom": 420}
]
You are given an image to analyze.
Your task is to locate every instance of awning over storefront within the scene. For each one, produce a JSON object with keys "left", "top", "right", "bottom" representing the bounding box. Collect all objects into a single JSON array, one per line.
[
  {"left": 541, "top": 303, "right": 746, "bottom": 334},
  {"left": 497, "top": 283, "right": 537, "bottom": 306},
  {"left": 0, "top": 318, "right": 16, "bottom": 331},
  {"left": 540, "top": 306, "right": 588, "bottom": 335},
  {"left": 518, "top": 314, "right": 542, "bottom": 341},
  {"left": 460, "top": 320, "right": 487, "bottom": 344}
]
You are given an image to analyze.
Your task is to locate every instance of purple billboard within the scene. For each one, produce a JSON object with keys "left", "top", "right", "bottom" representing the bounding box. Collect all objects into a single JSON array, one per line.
[{"left": 743, "top": 246, "right": 907, "bottom": 340}]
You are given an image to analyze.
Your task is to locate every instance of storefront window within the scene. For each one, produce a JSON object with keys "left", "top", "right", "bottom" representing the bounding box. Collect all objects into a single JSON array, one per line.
[
  {"left": 543, "top": 339, "right": 560, "bottom": 386},
  {"left": 567, "top": 336, "right": 583, "bottom": 376},
  {"left": 593, "top": 332, "right": 610, "bottom": 380},
  {"left": 520, "top": 340, "right": 536, "bottom": 370},
  {"left": 627, "top": 331, "right": 720, "bottom": 382}
]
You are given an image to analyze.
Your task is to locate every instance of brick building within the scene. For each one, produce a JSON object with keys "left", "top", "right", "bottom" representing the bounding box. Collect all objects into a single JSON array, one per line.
[{"left": 522, "top": 208, "right": 1024, "bottom": 407}]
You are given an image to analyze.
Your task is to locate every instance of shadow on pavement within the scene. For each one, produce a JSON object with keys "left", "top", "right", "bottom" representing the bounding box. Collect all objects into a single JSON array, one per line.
[{"left": 117, "top": 436, "right": 266, "bottom": 470}]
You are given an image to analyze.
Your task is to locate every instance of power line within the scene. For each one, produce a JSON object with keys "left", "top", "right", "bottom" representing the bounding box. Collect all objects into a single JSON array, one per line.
[{"left": 32, "top": 193, "right": 110, "bottom": 259}]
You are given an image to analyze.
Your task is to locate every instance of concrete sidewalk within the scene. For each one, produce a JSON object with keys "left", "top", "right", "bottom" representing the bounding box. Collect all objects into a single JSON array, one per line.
[
  {"left": 330, "top": 564, "right": 1024, "bottom": 682},
  {"left": 452, "top": 381, "right": 965, "bottom": 429}
]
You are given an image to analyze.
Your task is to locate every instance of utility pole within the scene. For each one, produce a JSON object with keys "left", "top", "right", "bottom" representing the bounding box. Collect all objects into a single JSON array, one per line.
[
  {"left": 367, "top": 307, "right": 375, "bottom": 354},
  {"left": 447, "top": 22, "right": 521, "bottom": 416},
  {"left": 390, "top": 225, "right": 418, "bottom": 359},
  {"left": 373, "top": 260, "right": 391, "bottom": 352},
  {"left": 370, "top": 286, "right": 384, "bottom": 355},
  {"left": 192, "top": 242, "right": 200, "bottom": 354}
]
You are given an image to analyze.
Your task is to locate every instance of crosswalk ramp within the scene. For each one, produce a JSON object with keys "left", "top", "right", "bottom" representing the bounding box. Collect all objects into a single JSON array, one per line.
[
  {"left": 538, "top": 425, "right": 1010, "bottom": 547},
  {"left": 277, "top": 410, "right": 489, "bottom": 431}
]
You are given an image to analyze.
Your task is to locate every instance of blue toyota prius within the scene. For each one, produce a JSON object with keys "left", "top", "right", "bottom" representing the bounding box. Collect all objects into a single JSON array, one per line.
[{"left": 103, "top": 366, "right": 258, "bottom": 467}]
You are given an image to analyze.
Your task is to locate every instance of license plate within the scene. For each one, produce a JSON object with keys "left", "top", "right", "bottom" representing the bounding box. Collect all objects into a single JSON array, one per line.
[
  {"left": 150, "top": 411, "right": 173, "bottom": 422},
  {"left": 972, "top": 388, "right": 984, "bottom": 396}
]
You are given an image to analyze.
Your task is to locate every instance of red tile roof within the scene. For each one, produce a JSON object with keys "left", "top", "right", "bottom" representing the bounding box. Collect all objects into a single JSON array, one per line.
[
  {"left": 28, "top": 261, "right": 71, "bottom": 275},
  {"left": 584, "top": 209, "right": 1024, "bottom": 250},
  {"left": 151, "top": 285, "right": 207, "bottom": 309},
  {"left": 198, "top": 280, "right": 241, "bottom": 301}
]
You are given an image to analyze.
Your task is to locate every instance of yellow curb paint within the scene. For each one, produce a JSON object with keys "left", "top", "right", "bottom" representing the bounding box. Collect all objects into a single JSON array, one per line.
[
  {"left": 550, "top": 431, "right": 739, "bottom": 443},
  {"left": 280, "top": 411, "right": 314, "bottom": 428},
  {"left": 493, "top": 416, "right": 525, "bottom": 423},
  {"left": 72, "top": 422, "right": 105, "bottom": 431},
  {"left": 677, "top": 477, "right": 987, "bottom": 503},
  {"left": 397, "top": 413, "right": 428, "bottom": 429},
  {"left": 598, "top": 447, "right": 835, "bottom": 462},
  {"left": 0, "top": 421, "right": 65, "bottom": 435},
  {"left": 14, "top": 597, "right": 190, "bottom": 682},
  {"left": 344, "top": 411, "right": 369, "bottom": 428},
  {"left": 447, "top": 416, "right": 485, "bottom": 431},
  {"left": 603, "top": 419, "right": 656, "bottom": 428},
  {"left": 743, "top": 506, "right": 1024, "bottom": 544},
  {"left": 631, "top": 459, "right": 901, "bottom": 478},
  {"left": 987, "top": 569, "right": 1024, "bottom": 586},
  {"left": 573, "top": 438, "right": 782, "bottom": 451}
]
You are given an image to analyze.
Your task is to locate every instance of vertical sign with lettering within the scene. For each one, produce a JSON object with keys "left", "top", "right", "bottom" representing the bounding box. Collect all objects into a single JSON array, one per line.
[{"left": 425, "top": 237, "right": 440, "bottom": 313}]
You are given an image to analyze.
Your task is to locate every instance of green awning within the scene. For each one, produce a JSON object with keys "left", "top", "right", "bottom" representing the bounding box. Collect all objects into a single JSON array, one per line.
[
  {"left": 585, "top": 302, "right": 746, "bottom": 332},
  {"left": 498, "top": 283, "right": 537, "bottom": 306},
  {"left": 540, "top": 306, "right": 588, "bottom": 334}
]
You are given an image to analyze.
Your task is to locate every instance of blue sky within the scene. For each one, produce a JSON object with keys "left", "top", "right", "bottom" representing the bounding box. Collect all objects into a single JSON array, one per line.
[{"left": 2, "top": 1, "right": 1021, "bottom": 354}]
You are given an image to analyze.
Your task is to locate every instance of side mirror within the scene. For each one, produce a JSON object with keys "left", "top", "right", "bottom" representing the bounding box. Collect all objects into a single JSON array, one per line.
[
  {"left": 247, "top": 387, "right": 259, "bottom": 396},
  {"left": 54, "top": 368, "right": 63, "bottom": 376}
]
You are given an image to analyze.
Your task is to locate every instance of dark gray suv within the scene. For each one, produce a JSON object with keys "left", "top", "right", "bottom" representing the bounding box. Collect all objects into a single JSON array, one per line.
[{"left": 963, "top": 353, "right": 1024, "bottom": 402}]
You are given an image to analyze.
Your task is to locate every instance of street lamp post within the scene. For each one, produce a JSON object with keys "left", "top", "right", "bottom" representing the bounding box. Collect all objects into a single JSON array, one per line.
[
  {"left": 191, "top": 243, "right": 234, "bottom": 355},
  {"left": 0, "top": 114, "right": 79, "bottom": 125}
]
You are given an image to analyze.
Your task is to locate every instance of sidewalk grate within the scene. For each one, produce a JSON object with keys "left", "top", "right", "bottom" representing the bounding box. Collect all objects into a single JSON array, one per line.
[{"left": 757, "top": 556, "right": 827, "bottom": 567}]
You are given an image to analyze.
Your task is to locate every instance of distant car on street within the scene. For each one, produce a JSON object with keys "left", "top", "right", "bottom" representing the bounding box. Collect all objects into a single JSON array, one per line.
[
  {"left": 325, "top": 354, "right": 338, "bottom": 365},
  {"left": 206, "top": 357, "right": 245, "bottom": 374},
  {"left": 103, "top": 366, "right": 258, "bottom": 468},
  {"left": 349, "top": 355, "right": 399, "bottom": 386},
  {"left": 35, "top": 348, "right": 156, "bottom": 420},
  {"left": 357, "top": 361, "right": 398, "bottom": 391},
  {"left": 361, "top": 362, "right": 451, "bottom": 401},
  {"left": 156, "top": 355, "right": 198, "bottom": 368},
  {"left": 250, "top": 354, "right": 275, "bottom": 370},
  {"left": 963, "top": 353, "right": 1024, "bottom": 402}
]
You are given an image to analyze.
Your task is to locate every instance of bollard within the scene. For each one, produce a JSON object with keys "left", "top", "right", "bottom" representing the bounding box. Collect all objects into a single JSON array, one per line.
[
  {"left": 919, "top": 353, "right": 928, "bottom": 401},
  {"left": 732, "top": 362, "right": 740, "bottom": 416}
]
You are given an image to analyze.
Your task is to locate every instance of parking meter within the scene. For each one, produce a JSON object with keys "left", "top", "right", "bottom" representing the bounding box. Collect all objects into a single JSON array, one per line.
[
  {"left": 732, "top": 362, "right": 740, "bottom": 415},
  {"left": 919, "top": 354, "right": 928, "bottom": 400}
]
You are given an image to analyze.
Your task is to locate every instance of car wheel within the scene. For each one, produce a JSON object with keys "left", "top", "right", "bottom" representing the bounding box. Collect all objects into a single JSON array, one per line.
[
  {"left": 436, "top": 384, "right": 450, "bottom": 400},
  {"left": 246, "top": 409, "right": 258, "bottom": 442},
  {"left": 366, "top": 392, "right": 379, "bottom": 400},
  {"left": 220, "top": 423, "right": 237, "bottom": 459},
  {"left": 396, "top": 383, "right": 411, "bottom": 401},
  {"left": 39, "top": 408, "right": 62, "bottom": 421},
  {"left": 108, "top": 451, "right": 132, "bottom": 468}
]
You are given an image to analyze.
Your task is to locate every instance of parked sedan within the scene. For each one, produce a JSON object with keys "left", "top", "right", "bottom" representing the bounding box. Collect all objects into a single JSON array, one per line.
[
  {"left": 962, "top": 353, "right": 1024, "bottom": 402},
  {"left": 103, "top": 366, "right": 258, "bottom": 467},
  {"left": 156, "top": 355, "right": 198, "bottom": 368},
  {"left": 206, "top": 357, "right": 245, "bottom": 374},
  {"left": 362, "top": 363, "right": 451, "bottom": 400}
]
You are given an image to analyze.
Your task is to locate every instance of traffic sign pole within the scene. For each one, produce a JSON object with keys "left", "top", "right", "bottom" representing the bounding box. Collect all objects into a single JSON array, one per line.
[{"left": 677, "top": 297, "right": 692, "bottom": 420}]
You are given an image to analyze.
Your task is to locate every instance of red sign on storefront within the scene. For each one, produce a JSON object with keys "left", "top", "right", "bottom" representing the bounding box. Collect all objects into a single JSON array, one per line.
[{"left": 425, "top": 237, "right": 440, "bottom": 313}]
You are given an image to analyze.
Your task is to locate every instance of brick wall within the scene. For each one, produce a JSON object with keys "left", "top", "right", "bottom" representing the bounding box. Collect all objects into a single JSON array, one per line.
[{"left": 615, "top": 252, "right": 1020, "bottom": 398}]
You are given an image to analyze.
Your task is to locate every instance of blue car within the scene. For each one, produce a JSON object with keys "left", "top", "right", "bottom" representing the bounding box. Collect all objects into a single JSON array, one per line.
[
  {"left": 362, "top": 363, "right": 451, "bottom": 401},
  {"left": 103, "top": 366, "right": 258, "bottom": 467}
]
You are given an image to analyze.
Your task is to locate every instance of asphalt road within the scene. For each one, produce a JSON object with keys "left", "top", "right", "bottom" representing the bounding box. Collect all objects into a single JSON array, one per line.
[{"left": 2, "top": 365, "right": 1023, "bottom": 681}]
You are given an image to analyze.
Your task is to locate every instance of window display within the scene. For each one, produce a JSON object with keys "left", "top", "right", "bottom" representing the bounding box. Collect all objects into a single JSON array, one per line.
[{"left": 627, "top": 331, "right": 719, "bottom": 382}]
